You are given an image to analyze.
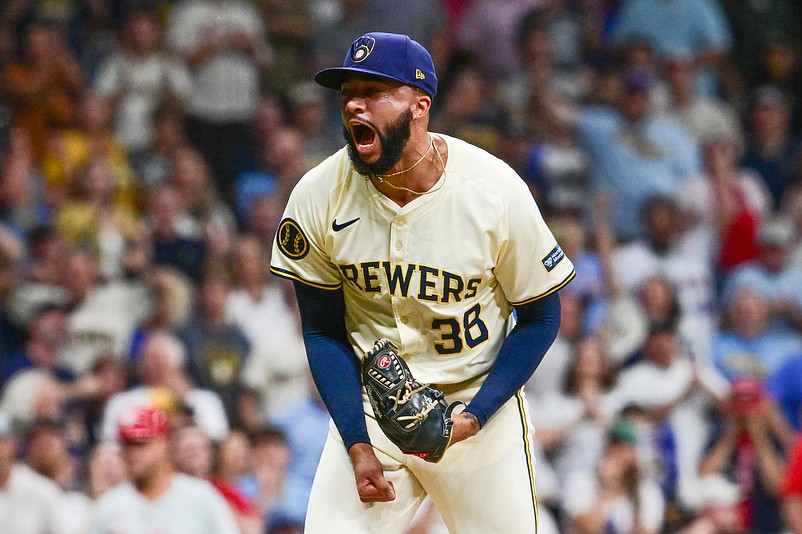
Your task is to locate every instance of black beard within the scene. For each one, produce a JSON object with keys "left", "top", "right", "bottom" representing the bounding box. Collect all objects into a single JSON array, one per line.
[{"left": 343, "top": 110, "right": 412, "bottom": 177}]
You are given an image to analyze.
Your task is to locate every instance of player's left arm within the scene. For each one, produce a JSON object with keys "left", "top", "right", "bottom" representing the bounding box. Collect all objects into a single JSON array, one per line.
[{"left": 451, "top": 291, "right": 562, "bottom": 443}]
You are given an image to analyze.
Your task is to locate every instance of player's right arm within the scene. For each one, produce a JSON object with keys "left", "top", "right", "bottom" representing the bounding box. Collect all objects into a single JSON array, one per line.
[{"left": 293, "top": 281, "right": 395, "bottom": 503}]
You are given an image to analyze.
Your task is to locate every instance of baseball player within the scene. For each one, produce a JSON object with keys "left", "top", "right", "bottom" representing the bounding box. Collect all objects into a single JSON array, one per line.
[
  {"left": 270, "top": 32, "right": 575, "bottom": 533},
  {"left": 91, "top": 405, "right": 241, "bottom": 534}
]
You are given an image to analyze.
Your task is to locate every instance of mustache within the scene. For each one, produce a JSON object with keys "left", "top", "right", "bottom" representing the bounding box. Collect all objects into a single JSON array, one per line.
[{"left": 347, "top": 117, "right": 379, "bottom": 134}]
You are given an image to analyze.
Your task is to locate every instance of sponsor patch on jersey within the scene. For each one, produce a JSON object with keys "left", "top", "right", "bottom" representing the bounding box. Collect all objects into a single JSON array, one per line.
[
  {"left": 277, "top": 218, "right": 309, "bottom": 260},
  {"left": 541, "top": 245, "right": 565, "bottom": 272}
]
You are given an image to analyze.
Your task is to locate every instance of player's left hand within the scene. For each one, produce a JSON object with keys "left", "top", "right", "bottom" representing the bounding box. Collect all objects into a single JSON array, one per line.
[{"left": 448, "top": 411, "right": 480, "bottom": 446}]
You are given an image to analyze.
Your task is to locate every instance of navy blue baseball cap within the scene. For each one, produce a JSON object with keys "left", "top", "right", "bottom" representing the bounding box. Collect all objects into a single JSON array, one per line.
[{"left": 314, "top": 32, "right": 438, "bottom": 98}]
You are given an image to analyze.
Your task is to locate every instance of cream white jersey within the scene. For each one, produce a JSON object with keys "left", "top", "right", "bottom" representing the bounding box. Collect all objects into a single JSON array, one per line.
[{"left": 270, "top": 133, "right": 574, "bottom": 385}]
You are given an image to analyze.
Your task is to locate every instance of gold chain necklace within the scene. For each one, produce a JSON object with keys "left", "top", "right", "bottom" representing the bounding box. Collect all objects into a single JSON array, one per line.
[
  {"left": 370, "top": 135, "right": 445, "bottom": 196},
  {"left": 375, "top": 135, "right": 434, "bottom": 180}
]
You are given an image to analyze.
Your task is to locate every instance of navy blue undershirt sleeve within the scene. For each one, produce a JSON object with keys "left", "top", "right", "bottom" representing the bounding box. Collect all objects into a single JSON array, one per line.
[
  {"left": 464, "top": 291, "right": 562, "bottom": 427},
  {"left": 292, "top": 281, "right": 370, "bottom": 449}
]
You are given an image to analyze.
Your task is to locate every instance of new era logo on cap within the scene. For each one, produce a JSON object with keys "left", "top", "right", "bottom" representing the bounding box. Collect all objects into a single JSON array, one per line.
[{"left": 314, "top": 32, "right": 438, "bottom": 98}]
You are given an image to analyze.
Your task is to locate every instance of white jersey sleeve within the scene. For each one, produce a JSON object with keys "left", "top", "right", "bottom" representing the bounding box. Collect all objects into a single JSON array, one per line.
[
  {"left": 270, "top": 151, "right": 347, "bottom": 289},
  {"left": 491, "top": 163, "right": 575, "bottom": 304}
]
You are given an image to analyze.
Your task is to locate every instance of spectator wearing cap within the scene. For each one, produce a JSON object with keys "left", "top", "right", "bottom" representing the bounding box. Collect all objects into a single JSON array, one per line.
[
  {"left": 697, "top": 377, "right": 793, "bottom": 533},
  {"left": 606, "top": 320, "right": 729, "bottom": 509},
  {"left": 571, "top": 68, "right": 701, "bottom": 242},
  {"left": 91, "top": 405, "right": 240, "bottom": 534},
  {"left": 711, "top": 287, "right": 802, "bottom": 384},
  {"left": 742, "top": 85, "right": 801, "bottom": 209},
  {"left": 563, "top": 416, "right": 666, "bottom": 534},
  {"left": 722, "top": 216, "right": 802, "bottom": 332},
  {"left": 0, "top": 411, "right": 66, "bottom": 534}
]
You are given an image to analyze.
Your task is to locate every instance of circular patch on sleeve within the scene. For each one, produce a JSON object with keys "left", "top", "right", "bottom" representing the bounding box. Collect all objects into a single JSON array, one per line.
[{"left": 276, "top": 218, "right": 310, "bottom": 260}]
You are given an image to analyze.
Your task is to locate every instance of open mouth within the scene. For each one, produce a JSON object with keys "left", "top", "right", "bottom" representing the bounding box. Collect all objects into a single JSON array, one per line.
[{"left": 350, "top": 122, "right": 378, "bottom": 155}]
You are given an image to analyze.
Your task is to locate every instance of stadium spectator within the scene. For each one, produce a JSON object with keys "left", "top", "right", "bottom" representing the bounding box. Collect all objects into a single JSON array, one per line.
[
  {"left": 722, "top": 216, "right": 802, "bottom": 332},
  {"left": 606, "top": 320, "right": 729, "bottom": 508},
  {"left": 711, "top": 288, "right": 802, "bottom": 383},
  {"left": 698, "top": 377, "right": 793, "bottom": 533},
  {"left": 94, "top": 9, "right": 192, "bottom": 157},
  {"left": 612, "top": 0, "right": 733, "bottom": 96},
  {"left": 0, "top": 410, "right": 67, "bottom": 533},
  {"left": 130, "top": 104, "right": 187, "bottom": 188},
  {"left": 179, "top": 270, "right": 251, "bottom": 417},
  {"left": 60, "top": 248, "right": 151, "bottom": 374},
  {"left": 269, "top": 374, "right": 329, "bottom": 524},
  {"left": 2, "top": 19, "right": 85, "bottom": 161},
  {"left": 741, "top": 85, "right": 801, "bottom": 209},
  {"left": 611, "top": 194, "right": 717, "bottom": 361},
  {"left": 766, "top": 354, "right": 802, "bottom": 431},
  {"left": 677, "top": 128, "right": 771, "bottom": 287},
  {"left": 574, "top": 68, "right": 701, "bottom": 241},
  {"left": 530, "top": 337, "right": 617, "bottom": 505},
  {"left": 166, "top": 0, "right": 273, "bottom": 206},
  {"left": 100, "top": 330, "right": 229, "bottom": 443},
  {"left": 455, "top": 0, "right": 542, "bottom": 81},
  {"left": 40, "top": 90, "right": 138, "bottom": 213},
  {"left": 0, "top": 369, "right": 64, "bottom": 426},
  {"left": 563, "top": 416, "right": 666, "bottom": 534},
  {"left": 128, "top": 267, "right": 193, "bottom": 362},
  {"left": 663, "top": 51, "right": 742, "bottom": 146},
  {"left": 227, "top": 235, "right": 306, "bottom": 418},
  {"left": 53, "top": 156, "right": 142, "bottom": 279},
  {"left": 92, "top": 405, "right": 240, "bottom": 533},
  {"left": 173, "top": 423, "right": 263, "bottom": 534},
  {"left": 85, "top": 441, "right": 127, "bottom": 499},
  {"left": 1, "top": 303, "right": 73, "bottom": 384}
]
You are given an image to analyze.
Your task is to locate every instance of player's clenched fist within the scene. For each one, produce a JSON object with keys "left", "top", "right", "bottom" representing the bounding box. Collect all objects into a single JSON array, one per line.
[{"left": 349, "top": 443, "right": 396, "bottom": 502}]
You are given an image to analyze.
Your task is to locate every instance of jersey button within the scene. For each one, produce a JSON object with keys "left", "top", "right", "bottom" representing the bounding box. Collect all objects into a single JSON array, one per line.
[
  {"left": 396, "top": 219, "right": 406, "bottom": 227},
  {"left": 395, "top": 241, "right": 403, "bottom": 251},
  {"left": 400, "top": 316, "right": 409, "bottom": 324}
]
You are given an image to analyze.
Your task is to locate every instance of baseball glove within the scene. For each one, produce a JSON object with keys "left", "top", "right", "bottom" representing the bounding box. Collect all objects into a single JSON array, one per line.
[{"left": 361, "top": 339, "right": 464, "bottom": 463}]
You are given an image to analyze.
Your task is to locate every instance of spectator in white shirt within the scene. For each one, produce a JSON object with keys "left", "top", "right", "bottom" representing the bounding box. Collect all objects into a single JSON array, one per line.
[
  {"left": 92, "top": 405, "right": 240, "bottom": 534},
  {"left": 100, "top": 330, "right": 229, "bottom": 443},
  {"left": 0, "top": 411, "right": 66, "bottom": 534},
  {"left": 94, "top": 9, "right": 192, "bottom": 158}
]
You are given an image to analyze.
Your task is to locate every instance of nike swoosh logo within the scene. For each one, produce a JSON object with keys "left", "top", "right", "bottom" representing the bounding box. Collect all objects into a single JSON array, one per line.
[{"left": 332, "top": 217, "right": 360, "bottom": 231}]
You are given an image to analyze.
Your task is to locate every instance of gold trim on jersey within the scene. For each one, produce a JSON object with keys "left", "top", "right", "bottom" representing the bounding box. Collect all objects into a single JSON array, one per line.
[
  {"left": 510, "top": 269, "right": 576, "bottom": 306},
  {"left": 269, "top": 266, "right": 342, "bottom": 290},
  {"left": 516, "top": 390, "right": 539, "bottom": 532}
]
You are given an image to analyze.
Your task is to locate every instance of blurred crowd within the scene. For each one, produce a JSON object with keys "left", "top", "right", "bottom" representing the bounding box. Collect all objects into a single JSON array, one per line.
[{"left": 0, "top": 0, "right": 802, "bottom": 533}]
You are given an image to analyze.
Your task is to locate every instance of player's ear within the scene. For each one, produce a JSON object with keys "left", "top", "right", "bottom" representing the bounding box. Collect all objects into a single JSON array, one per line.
[{"left": 411, "top": 91, "right": 431, "bottom": 120}]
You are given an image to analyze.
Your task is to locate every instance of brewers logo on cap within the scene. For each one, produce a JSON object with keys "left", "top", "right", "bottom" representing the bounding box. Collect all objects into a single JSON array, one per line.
[
  {"left": 277, "top": 218, "right": 309, "bottom": 260},
  {"left": 350, "top": 36, "right": 376, "bottom": 63}
]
